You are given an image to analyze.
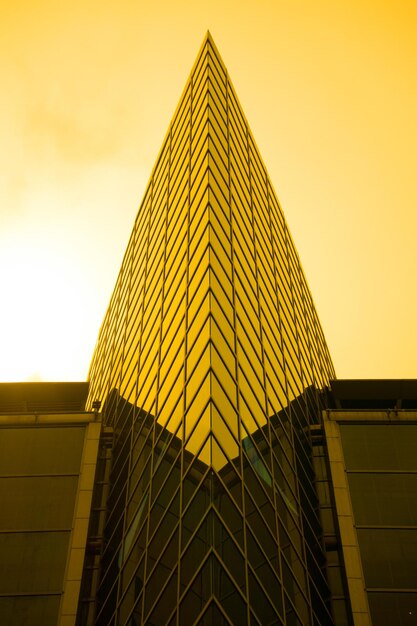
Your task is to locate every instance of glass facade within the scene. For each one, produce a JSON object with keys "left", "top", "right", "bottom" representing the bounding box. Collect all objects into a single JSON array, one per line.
[
  {"left": 340, "top": 423, "right": 417, "bottom": 626},
  {"left": 85, "top": 33, "right": 335, "bottom": 625},
  {"left": 0, "top": 424, "right": 85, "bottom": 626}
]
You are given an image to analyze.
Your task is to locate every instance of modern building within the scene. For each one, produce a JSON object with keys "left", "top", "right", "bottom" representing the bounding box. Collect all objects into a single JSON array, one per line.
[
  {"left": 79, "top": 32, "right": 339, "bottom": 626},
  {"left": 323, "top": 380, "right": 417, "bottom": 626},
  {"left": 0, "top": 383, "right": 102, "bottom": 626},
  {"left": 2, "top": 32, "right": 417, "bottom": 626}
]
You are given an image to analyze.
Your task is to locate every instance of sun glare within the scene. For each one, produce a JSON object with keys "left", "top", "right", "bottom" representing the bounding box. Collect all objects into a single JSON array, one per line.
[{"left": 0, "top": 233, "right": 95, "bottom": 382}]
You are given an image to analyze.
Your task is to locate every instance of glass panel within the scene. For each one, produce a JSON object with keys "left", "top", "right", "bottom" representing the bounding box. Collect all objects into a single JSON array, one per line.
[
  {"left": 340, "top": 425, "right": 417, "bottom": 470},
  {"left": 0, "top": 427, "right": 85, "bottom": 474},
  {"left": 0, "top": 476, "right": 78, "bottom": 530},
  {"left": 0, "top": 596, "right": 61, "bottom": 626},
  {"left": 0, "top": 531, "right": 70, "bottom": 593},
  {"left": 348, "top": 473, "right": 417, "bottom": 525},
  {"left": 368, "top": 592, "right": 417, "bottom": 626},
  {"left": 357, "top": 528, "right": 417, "bottom": 588}
]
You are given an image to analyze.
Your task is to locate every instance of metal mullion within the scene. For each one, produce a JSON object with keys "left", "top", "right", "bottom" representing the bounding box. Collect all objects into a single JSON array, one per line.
[
  {"left": 188, "top": 212, "right": 210, "bottom": 272},
  {"left": 182, "top": 426, "right": 211, "bottom": 474},
  {"left": 157, "top": 363, "right": 184, "bottom": 425},
  {"left": 280, "top": 551, "right": 312, "bottom": 620},
  {"left": 230, "top": 142, "right": 251, "bottom": 196},
  {"left": 207, "top": 72, "right": 227, "bottom": 116},
  {"left": 207, "top": 39, "right": 227, "bottom": 84},
  {"left": 234, "top": 263, "right": 258, "bottom": 317},
  {"left": 142, "top": 552, "right": 179, "bottom": 624},
  {"left": 207, "top": 124, "right": 229, "bottom": 180},
  {"left": 232, "top": 224, "right": 256, "bottom": 276},
  {"left": 139, "top": 312, "right": 161, "bottom": 369},
  {"left": 191, "top": 596, "right": 233, "bottom": 626},
  {"left": 170, "top": 127, "right": 191, "bottom": 186},
  {"left": 186, "top": 290, "right": 210, "bottom": 352},
  {"left": 189, "top": 144, "right": 209, "bottom": 204},
  {"left": 146, "top": 490, "right": 181, "bottom": 558},
  {"left": 209, "top": 208, "right": 232, "bottom": 263},
  {"left": 168, "top": 163, "right": 189, "bottom": 217},
  {"left": 253, "top": 214, "right": 273, "bottom": 266},
  {"left": 244, "top": 485, "right": 279, "bottom": 555},
  {"left": 191, "top": 48, "right": 209, "bottom": 97},
  {"left": 190, "top": 105, "right": 208, "bottom": 160},
  {"left": 248, "top": 147, "right": 267, "bottom": 201},
  {"left": 179, "top": 504, "right": 212, "bottom": 563},
  {"left": 187, "top": 253, "right": 210, "bottom": 316},
  {"left": 178, "top": 537, "right": 212, "bottom": 606},
  {"left": 185, "top": 341, "right": 211, "bottom": 406},
  {"left": 235, "top": 291, "right": 261, "bottom": 346},
  {"left": 190, "top": 119, "right": 209, "bottom": 182},
  {"left": 171, "top": 89, "right": 191, "bottom": 145},
  {"left": 161, "top": 286, "right": 186, "bottom": 343},
  {"left": 210, "top": 336, "right": 237, "bottom": 396},
  {"left": 117, "top": 552, "right": 147, "bottom": 622},
  {"left": 147, "top": 199, "right": 167, "bottom": 255},
  {"left": 192, "top": 74, "right": 209, "bottom": 123},
  {"left": 258, "top": 272, "right": 280, "bottom": 324},
  {"left": 207, "top": 55, "right": 227, "bottom": 100},
  {"left": 231, "top": 183, "right": 252, "bottom": 237},
  {"left": 134, "top": 187, "right": 152, "bottom": 239},
  {"left": 229, "top": 121, "right": 250, "bottom": 174},
  {"left": 152, "top": 161, "right": 169, "bottom": 210},
  {"left": 177, "top": 67, "right": 195, "bottom": 626},
  {"left": 223, "top": 73, "right": 252, "bottom": 625},
  {"left": 246, "top": 551, "right": 284, "bottom": 621},
  {"left": 210, "top": 293, "right": 236, "bottom": 355},
  {"left": 239, "top": 405, "right": 270, "bottom": 476},
  {"left": 208, "top": 158, "right": 229, "bottom": 210},
  {"left": 207, "top": 46, "right": 227, "bottom": 89},
  {"left": 152, "top": 410, "right": 183, "bottom": 469},
  {"left": 191, "top": 75, "right": 208, "bottom": 128},
  {"left": 207, "top": 93, "right": 228, "bottom": 145},
  {"left": 113, "top": 161, "right": 154, "bottom": 624},
  {"left": 169, "top": 150, "right": 190, "bottom": 204},
  {"left": 208, "top": 237, "right": 233, "bottom": 290},
  {"left": 95, "top": 574, "right": 119, "bottom": 624},
  {"left": 227, "top": 88, "right": 247, "bottom": 138}
]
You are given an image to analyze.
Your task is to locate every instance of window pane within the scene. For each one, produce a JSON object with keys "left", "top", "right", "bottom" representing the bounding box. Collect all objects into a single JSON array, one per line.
[
  {"left": 0, "top": 596, "right": 61, "bottom": 626},
  {"left": 347, "top": 473, "right": 417, "bottom": 526},
  {"left": 0, "top": 427, "right": 85, "bottom": 474},
  {"left": 368, "top": 592, "right": 417, "bottom": 626},
  {"left": 0, "top": 476, "right": 78, "bottom": 530},
  {"left": 357, "top": 528, "right": 417, "bottom": 588},
  {"left": 340, "top": 425, "right": 417, "bottom": 470},
  {"left": 0, "top": 531, "right": 70, "bottom": 593}
]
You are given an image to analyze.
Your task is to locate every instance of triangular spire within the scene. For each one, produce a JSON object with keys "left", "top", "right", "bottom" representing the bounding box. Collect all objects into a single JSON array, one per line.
[{"left": 87, "top": 34, "right": 335, "bottom": 626}]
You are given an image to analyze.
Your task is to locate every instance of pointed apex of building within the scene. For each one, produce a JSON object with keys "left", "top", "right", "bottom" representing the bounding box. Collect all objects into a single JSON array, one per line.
[{"left": 190, "top": 29, "right": 227, "bottom": 76}]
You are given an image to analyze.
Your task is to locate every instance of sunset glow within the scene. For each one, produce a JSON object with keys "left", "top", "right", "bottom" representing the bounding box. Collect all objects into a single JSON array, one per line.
[{"left": 1, "top": 0, "right": 417, "bottom": 381}]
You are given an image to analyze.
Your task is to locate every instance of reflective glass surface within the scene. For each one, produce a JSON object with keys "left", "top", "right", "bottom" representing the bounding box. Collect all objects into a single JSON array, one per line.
[
  {"left": 0, "top": 424, "right": 85, "bottom": 626},
  {"left": 84, "top": 33, "right": 335, "bottom": 626},
  {"left": 341, "top": 423, "right": 417, "bottom": 626},
  {"left": 0, "top": 596, "right": 61, "bottom": 626}
]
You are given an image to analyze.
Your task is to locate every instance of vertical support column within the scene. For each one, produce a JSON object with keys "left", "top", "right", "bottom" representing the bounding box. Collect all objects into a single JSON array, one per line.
[
  {"left": 59, "top": 420, "right": 101, "bottom": 626},
  {"left": 323, "top": 415, "right": 371, "bottom": 626}
]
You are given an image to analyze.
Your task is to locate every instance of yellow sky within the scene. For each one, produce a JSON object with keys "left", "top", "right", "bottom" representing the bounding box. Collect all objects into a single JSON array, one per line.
[{"left": 1, "top": 0, "right": 416, "bottom": 381}]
